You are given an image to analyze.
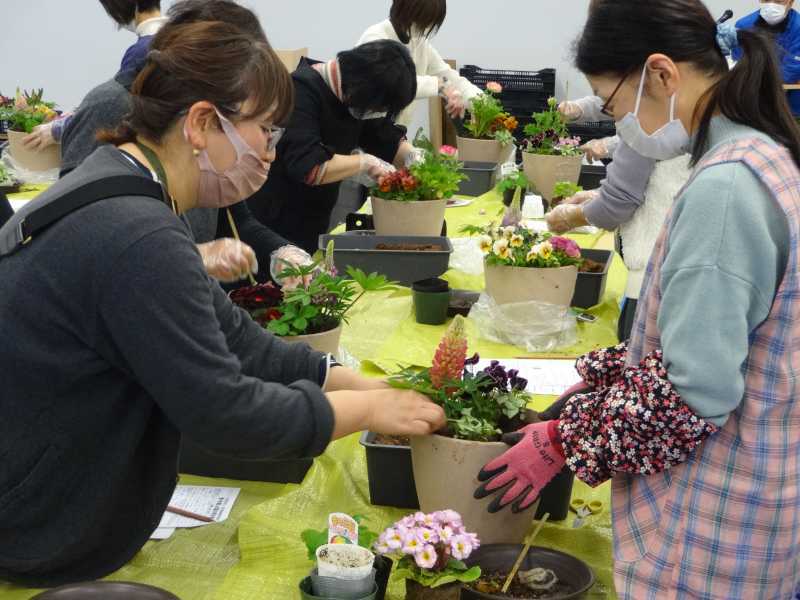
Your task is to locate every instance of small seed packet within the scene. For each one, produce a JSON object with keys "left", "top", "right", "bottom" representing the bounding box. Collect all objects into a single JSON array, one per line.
[{"left": 327, "top": 513, "right": 358, "bottom": 545}]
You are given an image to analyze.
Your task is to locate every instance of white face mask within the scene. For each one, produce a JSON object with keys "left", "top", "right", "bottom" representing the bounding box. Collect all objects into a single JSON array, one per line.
[
  {"left": 614, "top": 65, "right": 690, "bottom": 161},
  {"left": 760, "top": 2, "right": 788, "bottom": 25}
]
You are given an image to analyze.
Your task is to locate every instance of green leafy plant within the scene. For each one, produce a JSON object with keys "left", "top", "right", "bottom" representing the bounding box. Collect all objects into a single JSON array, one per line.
[
  {"left": 371, "top": 131, "right": 466, "bottom": 202},
  {"left": 461, "top": 222, "right": 583, "bottom": 269},
  {"left": 522, "top": 97, "right": 582, "bottom": 157},
  {"left": 463, "top": 83, "right": 518, "bottom": 146},
  {"left": 495, "top": 171, "right": 529, "bottom": 194},
  {"left": 389, "top": 316, "right": 531, "bottom": 441},
  {"left": 301, "top": 515, "right": 380, "bottom": 561},
  {"left": 552, "top": 181, "right": 583, "bottom": 204},
  {"left": 0, "top": 88, "right": 57, "bottom": 134}
]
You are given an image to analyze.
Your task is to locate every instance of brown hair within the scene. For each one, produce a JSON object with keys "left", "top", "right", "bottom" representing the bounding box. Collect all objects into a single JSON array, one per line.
[
  {"left": 390, "top": 0, "right": 446, "bottom": 44},
  {"left": 100, "top": 19, "right": 293, "bottom": 145}
]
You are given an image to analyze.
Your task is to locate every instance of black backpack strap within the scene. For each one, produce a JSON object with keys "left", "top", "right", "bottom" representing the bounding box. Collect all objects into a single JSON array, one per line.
[{"left": 11, "top": 175, "right": 165, "bottom": 252}]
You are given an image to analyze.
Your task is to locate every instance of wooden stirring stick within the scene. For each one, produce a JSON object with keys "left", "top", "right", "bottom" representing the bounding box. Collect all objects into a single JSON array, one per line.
[
  {"left": 502, "top": 512, "right": 550, "bottom": 594},
  {"left": 225, "top": 208, "right": 257, "bottom": 286}
]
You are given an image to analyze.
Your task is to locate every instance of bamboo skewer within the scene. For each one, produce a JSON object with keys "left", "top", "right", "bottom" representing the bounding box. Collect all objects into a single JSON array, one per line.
[
  {"left": 502, "top": 512, "right": 550, "bottom": 594},
  {"left": 225, "top": 208, "right": 257, "bottom": 286}
]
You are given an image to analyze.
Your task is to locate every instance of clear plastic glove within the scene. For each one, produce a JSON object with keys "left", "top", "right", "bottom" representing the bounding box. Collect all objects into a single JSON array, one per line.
[
  {"left": 580, "top": 138, "right": 612, "bottom": 161},
  {"left": 558, "top": 100, "right": 583, "bottom": 122},
  {"left": 563, "top": 190, "right": 599, "bottom": 206},
  {"left": 270, "top": 244, "right": 313, "bottom": 290},
  {"left": 440, "top": 81, "right": 467, "bottom": 119},
  {"left": 351, "top": 151, "right": 396, "bottom": 187},
  {"left": 546, "top": 204, "right": 588, "bottom": 234},
  {"left": 197, "top": 239, "right": 258, "bottom": 283},
  {"left": 22, "top": 122, "right": 56, "bottom": 152},
  {"left": 403, "top": 147, "right": 425, "bottom": 168}
]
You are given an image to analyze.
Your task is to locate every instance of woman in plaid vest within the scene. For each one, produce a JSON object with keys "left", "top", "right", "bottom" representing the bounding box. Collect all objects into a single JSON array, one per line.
[{"left": 475, "top": 1, "right": 800, "bottom": 597}]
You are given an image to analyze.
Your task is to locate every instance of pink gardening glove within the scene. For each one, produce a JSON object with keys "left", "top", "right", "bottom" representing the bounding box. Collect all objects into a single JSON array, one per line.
[{"left": 474, "top": 421, "right": 566, "bottom": 514}]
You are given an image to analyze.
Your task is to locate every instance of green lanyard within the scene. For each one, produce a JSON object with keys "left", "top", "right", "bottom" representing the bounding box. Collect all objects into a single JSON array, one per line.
[{"left": 135, "top": 142, "right": 177, "bottom": 213}]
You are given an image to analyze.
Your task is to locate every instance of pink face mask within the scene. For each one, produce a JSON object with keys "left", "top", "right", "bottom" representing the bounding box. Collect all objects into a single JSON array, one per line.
[{"left": 189, "top": 110, "right": 270, "bottom": 208}]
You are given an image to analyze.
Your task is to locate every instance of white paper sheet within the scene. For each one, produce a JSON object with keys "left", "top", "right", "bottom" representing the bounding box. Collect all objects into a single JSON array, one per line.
[
  {"left": 150, "top": 485, "right": 240, "bottom": 539},
  {"left": 473, "top": 358, "right": 582, "bottom": 396}
]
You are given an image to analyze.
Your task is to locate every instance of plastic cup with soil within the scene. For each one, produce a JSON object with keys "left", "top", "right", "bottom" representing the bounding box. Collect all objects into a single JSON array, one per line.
[
  {"left": 316, "top": 544, "right": 376, "bottom": 580},
  {"left": 412, "top": 278, "right": 451, "bottom": 326}
]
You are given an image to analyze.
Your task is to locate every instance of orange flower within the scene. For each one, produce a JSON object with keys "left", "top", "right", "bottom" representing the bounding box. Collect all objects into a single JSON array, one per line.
[{"left": 504, "top": 116, "right": 518, "bottom": 132}]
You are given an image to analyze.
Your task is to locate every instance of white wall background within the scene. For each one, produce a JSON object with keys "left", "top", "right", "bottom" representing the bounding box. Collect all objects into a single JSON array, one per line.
[{"left": 0, "top": 0, "right": 757, "bottom": 132}]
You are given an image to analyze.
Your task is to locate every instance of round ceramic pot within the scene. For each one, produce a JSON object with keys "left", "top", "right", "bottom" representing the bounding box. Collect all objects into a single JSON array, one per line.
[
  {"left": 456, "top": 136, "right": 504, "bottom": 164},
  {"left": 410, "top": 434, "right": 540, "bottom": 545},
  {"left": 404, "top": 579, "right": 462, "bottom": 600},
  {"left": 282, "top": 324, "right": 342, "bottom": 357},
  {"left": 521, "top": 153, "right": 583, "bottom": 202},
  {"left": 371, "top": 197, "right": 447, "bottom": 237},
  {"left": 484, "top": 263, "right": 578, "bottom": 307},
  {"left": 7, "top": 130, "right": 61, "bottom": 172}
]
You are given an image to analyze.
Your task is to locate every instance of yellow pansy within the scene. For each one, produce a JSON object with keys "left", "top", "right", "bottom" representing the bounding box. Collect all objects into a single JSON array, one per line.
[
  {"left": 538, "top": 240, "right": 553, "bottom": 260},
  {"left": 493, "top": 238, "right": 510, "bottom": 260},
  {"left": 510, "top": 234, "right": 524, "bottom": 248},
  {"left": 478, "top": 235, "right": 493, "bottom": 254},
  {"left": 502, "top": 226, "right": 515, "bottom": 240}
]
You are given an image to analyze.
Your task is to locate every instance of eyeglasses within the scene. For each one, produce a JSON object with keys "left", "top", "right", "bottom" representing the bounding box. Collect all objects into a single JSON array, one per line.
[
  {"left": 600, "top": 71, "right": 632, "bottom": 118},
  {"left": 264, "top": 126, "right": 285, "bottom": 152}
]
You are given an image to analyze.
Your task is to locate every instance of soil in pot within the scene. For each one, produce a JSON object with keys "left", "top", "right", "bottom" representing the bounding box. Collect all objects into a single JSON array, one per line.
[
  {"left": 578, "top": 258, "right": 605, "bottom": 274},
  {"left": 373, "top": 434, "right": 410, "bottom": 446},
  {"left": 375, "top": 243, "right": 445, "bottom": 251},
  {"left": 405, "top": 579, "right": 461, "bottom": 600},
  {"left": 469, "top": 570, "right": 577, "bottom": 599}
]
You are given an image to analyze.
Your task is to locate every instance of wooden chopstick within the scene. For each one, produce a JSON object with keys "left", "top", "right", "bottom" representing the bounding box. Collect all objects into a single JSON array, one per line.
[
  {"left": 502, "top": 512, "right": 550, "bottom": 594},
  {"left": 225, "top": 208, "right": 258, "bottom": 286},
  {"left": 165, "top": 505, "right": 214, "bottom": 523}
]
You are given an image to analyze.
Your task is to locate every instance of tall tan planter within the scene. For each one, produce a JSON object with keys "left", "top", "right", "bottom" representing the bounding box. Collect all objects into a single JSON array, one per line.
[
  {"left": 484, "top": 264, "right": 578, "bottom": 307},
  {"left": 522, "top": 152, "right": 582, "bottom": 202},
  {"left": 371, "top": 197, "right": 446, "bottom": 237},
  {"left": 456, "top": 136, "right": 504, "bottom": 164},
  {"left": 410, "top": 434, "right": 540, "bottom": 545},
  {"left": 282, "top": 324, "right": 342, "bottom": 358},
  {"left": 7, "top": 130, "right": 60, "bottom": 172}
]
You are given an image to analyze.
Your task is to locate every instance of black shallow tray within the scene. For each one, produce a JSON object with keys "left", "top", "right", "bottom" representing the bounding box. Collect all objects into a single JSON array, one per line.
[
  {"left": 32, "top": 582, "right": 180, "bottom": 599},
  {"left": 319, "top": 234, "right": 453, "bottom": 287}
]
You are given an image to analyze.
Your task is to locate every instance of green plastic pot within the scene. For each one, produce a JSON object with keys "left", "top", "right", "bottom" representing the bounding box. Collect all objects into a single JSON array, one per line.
[
  {"left": 412, "top": 279, "right": 451, "bottom": 326},
  {"left": 299, "top": 576, "right": 378, "bottom": 600}
]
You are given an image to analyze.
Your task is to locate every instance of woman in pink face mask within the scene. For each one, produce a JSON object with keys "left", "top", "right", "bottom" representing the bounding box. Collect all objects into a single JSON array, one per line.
[{"left": 0, "top": 17, "right": 445, "bottom": 588}]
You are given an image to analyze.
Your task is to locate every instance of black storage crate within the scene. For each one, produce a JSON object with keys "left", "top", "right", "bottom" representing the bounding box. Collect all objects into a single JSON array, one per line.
[
  {"left": 578, "top": 164, "right": 607, "bottom": 191},
  {"left": 460, "top": 65, "right": 556, "bottom": 115},
  {"left": 360, "top": 432, "right": 419, "bottom": 509},
  {"left": 568, "top": 120, "right": 617, "bottom": 143}
]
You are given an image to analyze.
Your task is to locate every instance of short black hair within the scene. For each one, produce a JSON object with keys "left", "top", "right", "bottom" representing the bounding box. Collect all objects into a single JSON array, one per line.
[
  {"left": 99, "top": 0, "right": 161, "bottom": 26},
  {"left": 167, "top": 0, "right": 266, "bottom": 41},
  {"left": 338, "top": 40, "right": 417, "bottom": 118},
  {"left": 390, "top": 0, "right": 446, "bottom": 44}
]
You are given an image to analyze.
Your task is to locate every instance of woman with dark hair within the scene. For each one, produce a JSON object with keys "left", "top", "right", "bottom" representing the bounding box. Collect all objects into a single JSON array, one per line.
[
  {"left": 0, "top": 18, "right": 444, "bottom": 588},
  {"left": 246, "top": 40, "right": 419, "bottom": 253},
  {"left": 357, "top": 0, "right": 480, "bottom": 127},
  {"left": 475, "top": 1, "right": 800, "bottom": 597}
]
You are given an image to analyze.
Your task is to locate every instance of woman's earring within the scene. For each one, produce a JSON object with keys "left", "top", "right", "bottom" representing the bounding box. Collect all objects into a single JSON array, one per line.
[{"left": 192, "top": 148, "right": 200, "bottom": 157}]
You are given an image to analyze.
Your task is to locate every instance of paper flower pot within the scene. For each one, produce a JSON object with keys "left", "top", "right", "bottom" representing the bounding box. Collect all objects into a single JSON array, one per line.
[
  {"left": 484, "top": 264, "right": 578, "bottom": 307},
  {"left": 410, "top": 434, "right": 539, "bottom": 545},
  {"left": 316, "top": 544, "right": 375, "bottom": 580},
  {"left": 404, "top": 580, "right": 462, "bottom": 600},
  {"left": 282, "top": 324, "right": 342, "bottom": 357},
  {"left": 456, "top": 136, "right": 504, "bottom": 164},
  {"left": 7, "top": 130, "right": 61, "bottom": 172},
  {"left": 371, "top": 198, "right": 447, "bottom": 237},
  {"left": 522, "top": 153, "right": 582, "bottom": 202}
]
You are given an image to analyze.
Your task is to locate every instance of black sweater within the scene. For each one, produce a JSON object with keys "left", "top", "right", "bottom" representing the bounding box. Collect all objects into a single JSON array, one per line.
[
  {"left": 247, "top": 58, "right": 407, "bottom": 253},
  {"left": 0, "top": 146, "right": 334, "bottom": 587}
]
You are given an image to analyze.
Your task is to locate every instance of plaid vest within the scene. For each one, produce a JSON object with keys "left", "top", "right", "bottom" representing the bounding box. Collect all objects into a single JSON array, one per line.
[{"left": 616, "top": 138, "right": 800, "bottom": 599}]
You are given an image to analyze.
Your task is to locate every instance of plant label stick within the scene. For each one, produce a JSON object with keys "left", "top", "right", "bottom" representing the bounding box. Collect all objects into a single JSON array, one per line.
[{"left": 328, "top": 513, "right": 359, "bottom": 545}]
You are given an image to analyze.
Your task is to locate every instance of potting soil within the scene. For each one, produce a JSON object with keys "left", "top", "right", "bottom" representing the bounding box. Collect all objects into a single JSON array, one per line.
[{"left": 470, "top": 570, "right": 575, "bottom": 599}]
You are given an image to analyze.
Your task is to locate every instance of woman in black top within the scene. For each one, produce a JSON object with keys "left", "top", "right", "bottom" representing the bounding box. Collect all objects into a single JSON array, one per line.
[{"left": 247, "top": 41, "right": 419, "bottom": 253}]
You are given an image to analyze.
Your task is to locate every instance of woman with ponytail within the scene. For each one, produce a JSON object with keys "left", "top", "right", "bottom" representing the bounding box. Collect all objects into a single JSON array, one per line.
[{"left": 475, "top": 1, "right": 800, "bottom": 597}]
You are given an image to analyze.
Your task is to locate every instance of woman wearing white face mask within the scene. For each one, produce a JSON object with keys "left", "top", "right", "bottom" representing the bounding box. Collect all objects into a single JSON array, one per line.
[
  {"left": 0, "top": 19, "right": 445, "bottom": 588},
  {"left": 357, "top": 0, "right": 481, "bottom": 127},
  {"left": 733, "top": 0, "right": 800, "bottom": 115},
  {"left": 477, "top": 0, "right": 800, "bottom": 597}
]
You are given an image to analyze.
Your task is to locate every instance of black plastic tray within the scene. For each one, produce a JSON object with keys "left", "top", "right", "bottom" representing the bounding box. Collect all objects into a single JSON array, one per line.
[
  {"left": 360, "top": 431, "right": 419, "bottom": 509},
  {"left": 572, "top": 249, "right": 613, "bottom": 309},
  {"left": 319, "top": 234, "right": 452, "bottom": 287},
  {"left": 178, "top": 439, "right": 312, "bottom": 484},
  {"left": 457, "top": 161, "right": 496, "bottom": 197}
]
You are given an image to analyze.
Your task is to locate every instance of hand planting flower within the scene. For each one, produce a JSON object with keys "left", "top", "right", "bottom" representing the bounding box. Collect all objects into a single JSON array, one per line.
[
  {"left": 486, "top": 81, "right": 503, "bottom": 94},
  {"left": 375, "top": 511, "right": 481, "bottom": 589}
]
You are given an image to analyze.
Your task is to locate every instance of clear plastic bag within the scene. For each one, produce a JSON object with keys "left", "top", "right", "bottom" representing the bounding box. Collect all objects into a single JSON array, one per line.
[
  {"left": 1, "top": 151, "right": 59, "bottom": 185},
  {"left": 449, "top": 236, "right": 485, "bottom": 275},
  {"left": 468, "top": 293, "right": 577, "bottom": 353}
]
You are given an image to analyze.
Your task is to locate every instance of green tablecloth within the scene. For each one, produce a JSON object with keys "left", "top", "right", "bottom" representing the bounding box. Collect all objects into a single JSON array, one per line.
[{"left": 1, "top": 190, "right": 621, "bottom": 600}]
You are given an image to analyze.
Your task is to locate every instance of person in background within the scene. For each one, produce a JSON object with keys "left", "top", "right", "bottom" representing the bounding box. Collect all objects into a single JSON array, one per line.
[
  {"left": 478, "top": 0, "right": 800, "bottom": 597},
  {"left": 734, "top": 0, "right": 800, "bottom": 115},
  {"left": 558, "top": 95, "right": 619, "bottom": 161},
  {"left": 246, "top": 41, "right": 418, "bottom": 253},
  {"left": 47, "top": 0, "right": 311, "bottom": 285},
  {"left": 0, "top": 14, "right": 445, "bottom": 587},
  {"left": 22, "top": 0, "right": 165, "bottom": 153},
  {"left": 357, "top": 0, "right": 480, "bottom": 128}
]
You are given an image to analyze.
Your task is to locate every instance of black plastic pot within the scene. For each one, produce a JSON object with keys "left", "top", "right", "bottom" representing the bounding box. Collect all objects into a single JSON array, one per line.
[
  {"left": 299, "top": 576, "right": 377, "bottom": 600},
  {"left": 578, "top": 164, "right": 607, "bottom": 191},
  {"left": 178, "top": 438, "right": 312, "bottom": 484},
  {"left": 571, "top": 249, "right": 613, "bottom": 310},
  {"left": 458, "top": 161, "right": 497, "bottom": 197},
  {"left": 501, "top": 186, "right": 528, "bottom": 207},
  {"left": 359, "top": 432, "right": 419, "bottom": 509},
  {"left": 374, "top": 556, "right": 393, "bottom": 600},
  {"left": 535, "top": 467, "right": 575, "bottom": 522},
  {"left": 462, "top": 545, "right": 595, "bottom": 600},
  {"left": 412, "top": 278, "right": 451, "bottom": 326}
]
